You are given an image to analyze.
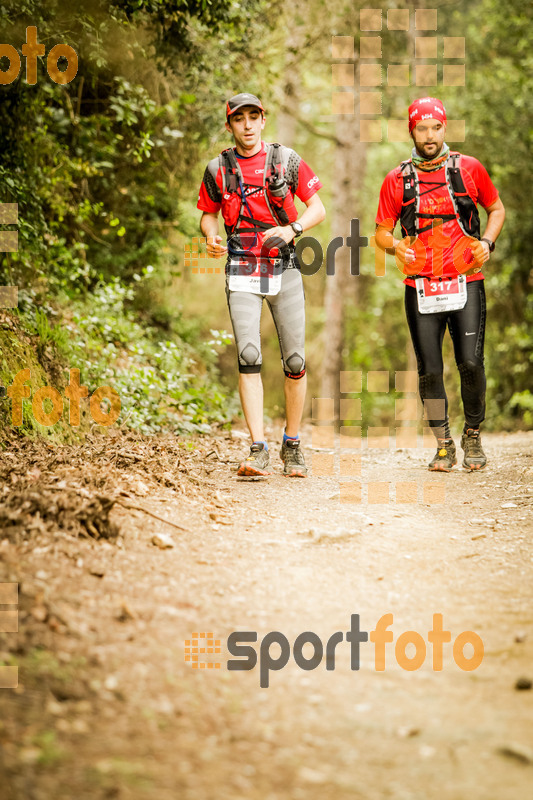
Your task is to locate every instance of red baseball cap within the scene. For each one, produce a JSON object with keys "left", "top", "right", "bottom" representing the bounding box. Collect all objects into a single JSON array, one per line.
[
  {"left": 408, "top": 97, "right": 447, "bottom": 132},
  {"left": 226, "top": 93, "right": 265, "bottom": 118}
]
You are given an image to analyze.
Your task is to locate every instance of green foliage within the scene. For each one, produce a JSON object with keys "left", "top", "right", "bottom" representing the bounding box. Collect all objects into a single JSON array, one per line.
[
  {"left": 56, "top": 274, "right": 237, "bottom": 434},
  {"left": 27, "top": 308, "right": 71, "bottom": 356},
  {"left": 0, "top": 0, "right": 271, "bottom": 439},
  {"left": 455, "top": 0, "right": 533, "bottom": 428}
]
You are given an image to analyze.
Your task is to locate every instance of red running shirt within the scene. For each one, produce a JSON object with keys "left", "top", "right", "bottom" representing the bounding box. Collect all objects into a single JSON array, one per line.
[
  {"left": 197, "top": 141, "right": 322, "bottom": 259},
  {"left": 375, "top": 154, "right": 499, "bottom": 286}
]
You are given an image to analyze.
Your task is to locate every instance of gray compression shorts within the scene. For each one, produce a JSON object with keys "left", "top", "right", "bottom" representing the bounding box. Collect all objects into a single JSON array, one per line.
[{"left": 225, "top": 267, "right": 306, "bottom": 379}]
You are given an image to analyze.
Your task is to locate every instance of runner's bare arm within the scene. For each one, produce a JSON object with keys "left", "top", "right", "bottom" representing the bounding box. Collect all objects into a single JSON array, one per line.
[
  {"left": 200, "top": 211, "right": 228, "bottom": 258},
  {"left": 261, "top": 192, "right": 326, "bottom": 245},
  {"left": 479, "top": 197, "right": 505, "bottom": 258}
]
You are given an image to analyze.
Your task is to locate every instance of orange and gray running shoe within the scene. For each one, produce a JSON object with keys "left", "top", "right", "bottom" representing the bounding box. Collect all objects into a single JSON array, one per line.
[
  {"left": 461, "top": 428, "right": 487, "bottom": 471},
  {"left": 280, "top": 438, "right": 308, "bottom": 477},
  {"left": 428, "top": 438, "right": 457, "bottom": 471},
  {"left": 237, "top": 442, "right": 271, "bottom": 477}
]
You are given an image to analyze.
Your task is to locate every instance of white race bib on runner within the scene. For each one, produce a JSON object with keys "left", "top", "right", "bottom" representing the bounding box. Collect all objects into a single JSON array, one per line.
[
  {"left": 415, "top": 275, "right": 467, "bottom": 314},
  {"left": 228, "top": 258, "right": 282, "bottom": 296}
]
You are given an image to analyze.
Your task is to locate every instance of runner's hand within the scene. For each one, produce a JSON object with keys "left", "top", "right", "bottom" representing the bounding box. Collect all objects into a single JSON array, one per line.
[
  {"left": 395, "top": 235, "right": 418, "bottom": 274},
  {"left": 261, "top": 225, "right": 295, "bottom": 247},
  {"left": 206, "top": 235, "right": 228, "bottom": 259},
  {"left": 463, "top": 238, "right": 488, "bottom": 276}
]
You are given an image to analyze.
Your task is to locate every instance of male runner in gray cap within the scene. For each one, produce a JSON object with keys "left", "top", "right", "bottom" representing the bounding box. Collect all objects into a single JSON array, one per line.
[{"left": 198, "top": 93, "right": 325, "bottom": 477}]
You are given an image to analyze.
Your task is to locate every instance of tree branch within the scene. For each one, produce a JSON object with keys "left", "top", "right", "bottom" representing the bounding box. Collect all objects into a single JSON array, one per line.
[{"left": 281, "top": 105, "right": 344, "bottom": 146}]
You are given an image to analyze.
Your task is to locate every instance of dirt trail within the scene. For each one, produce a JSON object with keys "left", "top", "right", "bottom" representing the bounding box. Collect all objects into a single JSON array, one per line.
[{"left": 1, "top": 429, "right": 532, "bottom": 799}]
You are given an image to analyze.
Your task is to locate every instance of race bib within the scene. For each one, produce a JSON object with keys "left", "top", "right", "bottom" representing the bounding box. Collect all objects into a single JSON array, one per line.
[
  {"left": 227, "top": 258, "right": 282, "bottom": 296},
  {"left": 415, "top": 275, "right": 467, "bottom": 314}
]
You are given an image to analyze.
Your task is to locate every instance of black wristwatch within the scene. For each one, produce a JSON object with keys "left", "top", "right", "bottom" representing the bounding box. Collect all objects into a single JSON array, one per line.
[
  {"left": 290, "top": 221, "right": 303, "bottom": 238},
  {"left": 481, "top": 237, "right": 495, "bottom": 252}
]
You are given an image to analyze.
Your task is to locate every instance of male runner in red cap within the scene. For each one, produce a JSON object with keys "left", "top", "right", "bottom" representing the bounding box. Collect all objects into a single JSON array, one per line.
[
  {"left": 375, "top": 97, "right": 505, "bottom": 471},
  {"left": 197, "top": 93, "right": 325, "bottom": 477}
]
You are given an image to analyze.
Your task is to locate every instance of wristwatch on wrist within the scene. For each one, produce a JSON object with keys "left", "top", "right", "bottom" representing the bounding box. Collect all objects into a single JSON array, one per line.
[
  {"left": 290, "top": 221, "right": 303, "bottom": 238},
  {"left": 481, "top": 237, "right": 495, "bottom": 252}
]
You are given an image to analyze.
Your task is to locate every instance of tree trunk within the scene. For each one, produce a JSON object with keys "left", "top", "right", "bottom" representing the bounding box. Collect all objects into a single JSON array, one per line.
[{"left": 320, "top": 95, "right": 367, "bottom": 410}]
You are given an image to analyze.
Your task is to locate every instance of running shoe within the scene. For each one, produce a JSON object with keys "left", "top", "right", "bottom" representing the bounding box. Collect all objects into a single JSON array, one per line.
[
  {"left": 461, "top": 428, "right": 487, "bottom": 471},
  {"left": 280, "top": 438, "right": 308, "bottom": 477},
  {"left": 428, "top": 438, "right": 457, "bottom": 471},
  {"left": 237, "top": 442, "right": 271, "bottom": 477}
]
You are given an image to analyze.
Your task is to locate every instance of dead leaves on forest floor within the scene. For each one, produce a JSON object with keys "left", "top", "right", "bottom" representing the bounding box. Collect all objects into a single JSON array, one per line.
[{"left": 0, "top": 430, "right": 235, "bottom": 542}]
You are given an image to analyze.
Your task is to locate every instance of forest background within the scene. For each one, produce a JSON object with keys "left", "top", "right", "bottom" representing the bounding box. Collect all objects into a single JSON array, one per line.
[{"left": 0, "top": 0, "right": 531, "bottom": 442}]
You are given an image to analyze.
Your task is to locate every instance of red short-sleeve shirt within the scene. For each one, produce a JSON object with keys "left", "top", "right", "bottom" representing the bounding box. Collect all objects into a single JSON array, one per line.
[
  {"left": 375, "top": 154, "right": 499, "bottom": 285},
  {"left": 198, "top": 142, "right": 322, "bottom": 258}
]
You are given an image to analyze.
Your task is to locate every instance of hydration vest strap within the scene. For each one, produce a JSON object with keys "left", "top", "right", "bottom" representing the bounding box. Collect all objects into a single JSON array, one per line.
[
  {"left": 220, "top": 147, "right": 241, "bottom": 194},
  {"left": 400, "top": 160, "right": 421, "bottom": 237},
  {"left": 446, "top": 153, "right": 481, "bottom": 239},
  {"left": 263, "top": 143, "right": 293, "bottom": 227},
  {"left": 221, "top": 144, "right": 281, "bottom": 195},
  {"left": 447, "top": 154, "right": 469, "bottom": 197},
  {"left": 264, "top": 143, "right": 282, "bottom": 183},
  {"left": 219, "top": 143, "right": 297, "bottom": 238},
  {"left": 400, "top": 155, "right": 481, "bottom": 239},
  {"left": 234, "top": 216, "right": 273, "bottom": 231},
  {"left": 418, "top": 213, "right": 456, "bottom": 220}
]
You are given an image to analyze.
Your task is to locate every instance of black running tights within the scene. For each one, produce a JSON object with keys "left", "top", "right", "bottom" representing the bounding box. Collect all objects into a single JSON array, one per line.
[{"left": 404, "top": 280, "right": 487, "bottom": 434}]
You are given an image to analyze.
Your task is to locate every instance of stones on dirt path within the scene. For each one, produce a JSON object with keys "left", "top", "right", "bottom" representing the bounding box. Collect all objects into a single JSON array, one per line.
[
  {"left": 18, "top": 747, "right": 42, "bottom": 765},
  {"left": 298, "top": 766, "right": 328, "bottom": 784},
  {"left": 208, "top": 512, "right": 231, "bottom": 525},
  {"left": 497, "top": 743, "right": 533, "bottom": 764},
  {"left": 116, "top": 600, "right": 137, "bottom": 622},
  {"left": 46, "top": 697, "right": 65, "bottom": 716},
  {"left": 151, "top": 533, "right": 174, "bottom": 549},
  {"left": 299, "top": 528, "right": 359, "bottom": 544},
  {"left": 128, "top": 478, "right": 150, "bottom": 497},
  {"left": 30, "top": 604, "right": 48, "bottom": 622},
  {"left": 514, "top": 676, "right": 532, "bottom": 691},
  {"left": 231, "top": 430, "right": 248, "bottom": 440},
  {"left": 56, "top": 717, "right": 89, "bottom": 735},
  {"left": 397, "top": 725, "right": 421, "bottom": 738}
]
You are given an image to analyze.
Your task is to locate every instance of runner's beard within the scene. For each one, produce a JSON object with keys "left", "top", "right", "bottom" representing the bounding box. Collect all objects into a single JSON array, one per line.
[{"left": 418, "top": 142, "right": 441, "bottom": 159}]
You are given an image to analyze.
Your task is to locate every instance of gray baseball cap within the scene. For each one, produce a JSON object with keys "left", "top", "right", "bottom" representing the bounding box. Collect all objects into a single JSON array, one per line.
[{"left": 226, "top": 93, "right": 265, "bottom": 118}]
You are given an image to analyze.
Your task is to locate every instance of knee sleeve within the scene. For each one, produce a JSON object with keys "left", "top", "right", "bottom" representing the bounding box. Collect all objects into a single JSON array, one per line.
[
  {"left": 283, "top": 352, "right": 306, "bottom": 380},
  {"left": 238, "top": 343, "right": 262, "bottom": 374}
]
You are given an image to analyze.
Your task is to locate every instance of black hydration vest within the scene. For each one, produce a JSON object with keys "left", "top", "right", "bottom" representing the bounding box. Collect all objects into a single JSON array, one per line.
[
  {"left": 399, "top": 153, "right": 481, "bottom": 239},
  {"left": 217, "top": 142, "right": 297, "bottom": 236}
]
